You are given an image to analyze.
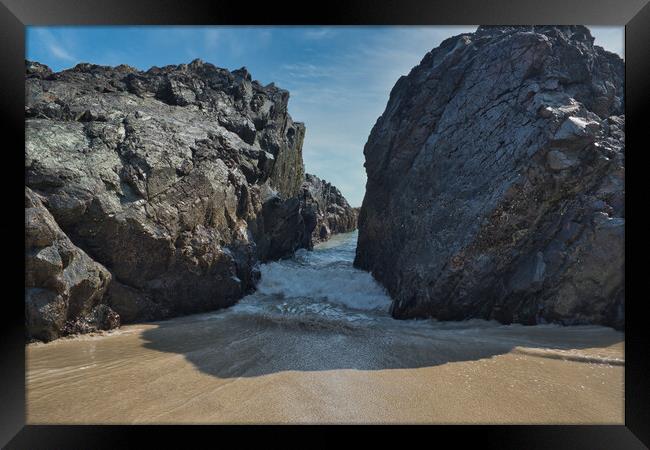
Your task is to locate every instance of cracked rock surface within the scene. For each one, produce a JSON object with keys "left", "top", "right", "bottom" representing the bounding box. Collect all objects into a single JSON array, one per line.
[
  {"left": 25, "top": 59, "right": 356, "bottom": 340},
  {"left": 26, "top": 187, "right": 118, "bottom": 342},
  {"left": 355, "top": 26, "right": 624, "bottom": 328}
]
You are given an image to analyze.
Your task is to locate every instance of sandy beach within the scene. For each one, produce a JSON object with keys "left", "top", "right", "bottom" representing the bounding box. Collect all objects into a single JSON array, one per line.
[
  {"left": 27, "top": 311, "right": 623, "bottom": 424},
  {"left": 26, "top": 232, "right": 624, "bottom": 424}
]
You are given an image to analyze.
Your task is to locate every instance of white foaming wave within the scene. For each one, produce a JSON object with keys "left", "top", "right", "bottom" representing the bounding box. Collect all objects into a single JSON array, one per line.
[{"left": 256, "top": 260, "right": 392, "bottom": 312}]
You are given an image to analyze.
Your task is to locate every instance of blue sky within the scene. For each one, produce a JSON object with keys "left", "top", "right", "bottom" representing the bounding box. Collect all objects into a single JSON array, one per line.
[{"left": 27, "top": 26, "right": 624, "bottom": 206}]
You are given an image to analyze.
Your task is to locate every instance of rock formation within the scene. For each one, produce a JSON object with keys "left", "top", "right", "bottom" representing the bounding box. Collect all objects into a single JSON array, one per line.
[
  {"left": 355, "top": 26, "right": 625, "bottom": 328},
  {"left": 300, "top": 173, "right": 359, "bottom": 246},
  {"left": 26, "top": 187, "right": 119, "bottom": 342},
  {"left": 25, "top": 59, "right": 356, "bottom": 341}
]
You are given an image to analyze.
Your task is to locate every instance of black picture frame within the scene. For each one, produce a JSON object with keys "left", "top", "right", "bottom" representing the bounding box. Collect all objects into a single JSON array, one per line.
[{"left": 1, "top": 0, "right": 647, "bottom": 447}]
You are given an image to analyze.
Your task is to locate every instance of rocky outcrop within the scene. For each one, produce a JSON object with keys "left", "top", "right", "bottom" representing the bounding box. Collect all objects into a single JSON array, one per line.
[
  {"left": 26, "top": 188, "right": 119, "bottom": 341},
  {"left": 299, "top": 174, "right": 359, "bottom": 246},
  {"left": 25, "top": 59, "right": 346, "bottom": 339},
  {"left": 355, "top": 26, "right": 625, "bottom": 328}
]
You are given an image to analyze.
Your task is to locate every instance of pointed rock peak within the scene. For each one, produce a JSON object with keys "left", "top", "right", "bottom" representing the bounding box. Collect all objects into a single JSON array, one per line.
[
  {"left": 72, "top": 62, "right": 100, "bottom": 72},
  {"left": 25, "top": 60, "right": 53, "bottom": 78},
  {"left": 114, "top": 63, "right": 137, "bottom": 73},
  {"left": 233, "top": 66, "right": 252, "bottom": 81}
]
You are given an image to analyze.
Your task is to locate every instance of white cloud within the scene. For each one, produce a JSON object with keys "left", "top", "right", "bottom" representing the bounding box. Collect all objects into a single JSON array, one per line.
[
  {"left": 28, "top": 25, "right": 622, "bottom": 207},
  {"left": 199, "top": 27, "right": 273, "bottom": 58},
  {"left": 204, "top": 29, "right": 221, "bottom": 50},
  {"left": 302, "top": 28, "right": 338, "bottom": 40},
  {"left": 276, "top": 25, "right": 623, "bottom": 206},
  {"left": 35, "top": 29, "right": 77, "bottom": 63},
  {"left": 48, "top": 44, "right": 75, "bottom": 61},
  {"left": 588, "top": 26, "right": 624, "bottom": 59},
  {"left": 272, "top": 26, "right": 475, "bottom": 206}
]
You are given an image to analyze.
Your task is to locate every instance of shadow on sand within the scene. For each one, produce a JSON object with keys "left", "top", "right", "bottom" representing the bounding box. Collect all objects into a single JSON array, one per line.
[{"left": 139, "top": 307, "right": 624, "bottom": 379}]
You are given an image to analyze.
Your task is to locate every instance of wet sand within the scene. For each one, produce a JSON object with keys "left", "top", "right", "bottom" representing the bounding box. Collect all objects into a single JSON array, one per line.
[
  {"left": 26, "top": 315, "right": 623, "bottom": 424},
  {"left": 26, "top": 232, "right": 624, "bottom": 424}
]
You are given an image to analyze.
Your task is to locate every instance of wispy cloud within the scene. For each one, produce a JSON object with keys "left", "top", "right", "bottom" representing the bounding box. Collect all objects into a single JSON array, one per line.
[
  {"left": 26, "top": 25, "right": 623, "bottom": 207},
  {"left": 302, "top": 28, "right": 338, "bottom": 40},
  {"left": 35, "top": 29, "right": 77, "bottom": 62},
  {"left": 202, "top": 27, "right": 273, "bottom": 57},
  {"left": 268, "top": 26, "right": 476, "bottom": 206},
  {"left": 48, "top": 44, "right": 75, "bottom": 61},
  {"left": 203, "top": 29, "right": 221, "bottom": 50}
]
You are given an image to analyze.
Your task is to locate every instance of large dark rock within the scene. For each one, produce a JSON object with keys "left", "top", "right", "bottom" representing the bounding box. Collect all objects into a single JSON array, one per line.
[
  {"left": 25, "top": 187, "right": 118, "bottom": 342},
  {"left": 25, "top": 59, "right": 311, "bottom": 326},
  {"left": 355, "top": 26, "right": 625, "bottom": 329},
  {"left": 300, "top": 173, "right": 359, "bottom": 246},
  {"left": 25, "top": 59, "right": 357, "bottom": 337}
]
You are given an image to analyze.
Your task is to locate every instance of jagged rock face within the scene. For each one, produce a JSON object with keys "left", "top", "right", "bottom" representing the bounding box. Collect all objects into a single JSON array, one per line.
[
  {"left": 300, "top": 174, "right": 359, "bottom": 245},
  {"left": 355, "top": 26, "right": 625, "bottom": 328},
  {"left": 25, "top": 59, "right": 308, "bottom": 327},
  {"left": 25, "top": 188, "right": 118, "bottom": 342}
]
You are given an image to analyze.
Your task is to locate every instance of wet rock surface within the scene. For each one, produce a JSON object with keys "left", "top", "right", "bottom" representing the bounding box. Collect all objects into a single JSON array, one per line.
[
  {"left": 355, "top": 26, "right": 625, "bottom": 328},
  {"left": 25, "top": 59, "right": 354, "bottom": 340}
]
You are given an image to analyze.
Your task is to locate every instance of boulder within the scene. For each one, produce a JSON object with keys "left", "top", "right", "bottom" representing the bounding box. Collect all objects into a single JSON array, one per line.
[
  {"left": 25, "top": 59, "right": 306, "bottom": 324},
  {"left": 25, "top": 188, "right": 117, "bottom": 341},
  {"left": 25, "top": 59, "right": 357, "bottom": 333},
  {"left": 355, "top": 26, "right": 625, "bottom": 329}
]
